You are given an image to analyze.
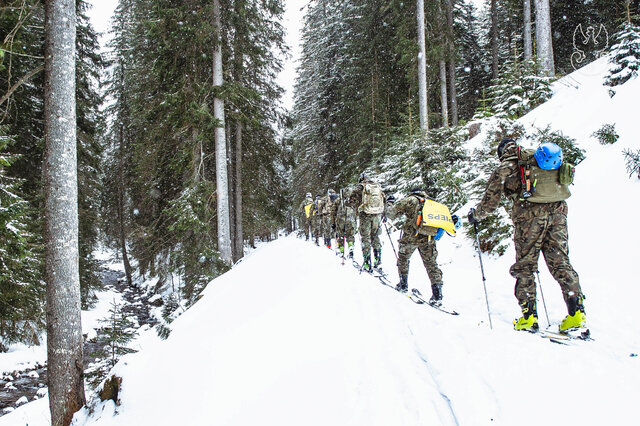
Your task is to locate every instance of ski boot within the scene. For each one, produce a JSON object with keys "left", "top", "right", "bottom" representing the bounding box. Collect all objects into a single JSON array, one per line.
[
  {"left": 560, "top": 295, "right": 586, "bottom": 332},
  {"left": 428, "top": 283, "right": 443, "bottom": 307},
  {"left": 362, "top": 254, "right": 373, "bottom": 272},
  {"left": 324, "top": 237, "right": 331, "bottom": 249},
  {"left": 396, "top": 274, "right": 408, "bottom": 293},
  {"left": 514, "top": 300, "right": 539, "bottom": 332},
  {"left": 373, "top": 248, "right": 382, "bottom": 269}
]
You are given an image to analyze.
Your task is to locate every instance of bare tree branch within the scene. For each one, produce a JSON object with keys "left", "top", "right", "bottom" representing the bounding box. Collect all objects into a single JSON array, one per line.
[{"left": 0, "top": 64, "right": 43, "bottom": 107}]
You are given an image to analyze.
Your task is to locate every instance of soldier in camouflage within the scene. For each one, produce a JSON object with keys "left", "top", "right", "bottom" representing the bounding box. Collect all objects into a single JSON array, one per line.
[
  {"left": 386, "top": 189, "right": 450, "bottom": 305},
  {"left": 349, "top": 173, "right": 384, "bottom": 271},
  {"left": 298, "top": 192, "right": 314, "bottom": 240},
  {"left": 317, "top": 189, "right": 338, "bottom": 248},
  {"left": 468, "top": 138, "right": 585, "bottom": 332},
  {"left": 311, "top": 195, "right": 322, "bottom": 245},
  {"left": 335, "top": 188, "right": 357, "bottom": 258}
]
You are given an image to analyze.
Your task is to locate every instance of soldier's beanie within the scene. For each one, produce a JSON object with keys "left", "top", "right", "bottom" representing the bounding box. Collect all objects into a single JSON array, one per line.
[
  {"left": 497, "top": 138, "right": 516, "bottom": 160},
  {"left": 410, "top": 187, "right": 423, "bottom": 194}
]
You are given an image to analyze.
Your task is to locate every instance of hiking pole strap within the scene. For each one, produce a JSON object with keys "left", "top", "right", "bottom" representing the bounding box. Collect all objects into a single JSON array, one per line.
[{"left": 474, "top": 223, "right": 493, "bottom": 330}]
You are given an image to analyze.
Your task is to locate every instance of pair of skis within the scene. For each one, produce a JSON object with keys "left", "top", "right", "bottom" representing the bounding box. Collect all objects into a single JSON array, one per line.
[
  {"left": 351, "top": 260, "right": 459, "bottom": 316},
  {"left": 536, "top": 327, "right": 592, "bottom": 345}
]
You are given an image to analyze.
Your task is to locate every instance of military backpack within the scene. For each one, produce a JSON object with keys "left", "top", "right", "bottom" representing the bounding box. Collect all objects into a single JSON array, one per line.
[
  {"left": 412, "top": 195, "right": 458, "bottom": 237},
  {"left": 360, "top": 182, "right": 385, "bottom": 214},
  {"left": 516, "top": 147, "right": 574, "bottom": 203}
]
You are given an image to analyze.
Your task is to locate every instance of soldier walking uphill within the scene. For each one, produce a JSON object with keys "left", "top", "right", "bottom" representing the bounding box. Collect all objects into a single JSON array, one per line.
[
  {"left": 311, "top": 195, "right": 322, "bottom": 246},
  {"left": 386, "top": 189, "right": 460, "bottom": 306},
  {"left": 349, "top": 173, "right": 385, "bottom": 271},
  {"left": 298, "top": 192, "right": 314, "bottom": 240},
  {"left": 317, "top": 189, "right": 339, "bottom": 248},
  {"left": 468, "top": 138, "right": 586, "bottom": 332},
  {"left": 335, "top": 187, "right": 357, "bottom": 258}
]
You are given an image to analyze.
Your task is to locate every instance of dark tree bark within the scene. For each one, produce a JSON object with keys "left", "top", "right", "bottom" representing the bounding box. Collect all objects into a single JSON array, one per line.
[
  {"left": 44, "top": 0, "right": 86, "bottom": 424},
  {"left": 444, "top": 0, "right": 458, "bottom": 125},
  {"left": 491, "top": 0, "right": 499, "bottom": 80},
  {"left": 233, "top": 120, "right": 244, "bottom": 262},
  {"left": 117, "top": 126, "right": 133, "bottom": 287}
]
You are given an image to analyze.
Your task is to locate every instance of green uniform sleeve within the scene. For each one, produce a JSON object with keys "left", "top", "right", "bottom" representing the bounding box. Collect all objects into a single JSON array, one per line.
[{"left": 475, "top": 160, "right": 518, "bottom": 220}]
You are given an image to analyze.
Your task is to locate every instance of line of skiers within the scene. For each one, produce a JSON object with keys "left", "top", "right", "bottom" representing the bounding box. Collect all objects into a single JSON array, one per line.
[{"left": 298, "top": 138, "right": 587, "bottom": 333}]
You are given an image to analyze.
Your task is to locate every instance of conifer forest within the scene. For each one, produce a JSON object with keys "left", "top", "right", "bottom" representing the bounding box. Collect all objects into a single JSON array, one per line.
[{"left": 1, "top": 0, "right": 640, "bottom": 423}]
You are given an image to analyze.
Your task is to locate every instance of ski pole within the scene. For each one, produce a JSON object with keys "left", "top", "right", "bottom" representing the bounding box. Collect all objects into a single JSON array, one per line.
[
  {"left": 342, "top": 234, "right": 346, "bottom": 265},
  {"left": 473, "top": 222, "right": 493, "bottom": 330},
  {"left": 535, "top": 270, "right": 551, "bottom": 327},
  {"left": 383, "top": 220, "right": 398, "bottom": 261}
]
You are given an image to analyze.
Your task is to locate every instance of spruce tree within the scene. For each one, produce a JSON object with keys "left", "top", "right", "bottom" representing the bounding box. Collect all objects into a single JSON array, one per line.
[
  {"left": 485, "top": 40, "right": 552, "bottom": 120},
  {"left": 605, "top": 21, "right": 640, "bottom": 87},
  {"left": 0, "top": 128, "right": 43, "bottom": 350}
]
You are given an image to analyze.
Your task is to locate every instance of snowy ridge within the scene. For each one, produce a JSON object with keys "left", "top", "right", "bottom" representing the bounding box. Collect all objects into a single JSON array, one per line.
[{"left": 2, "top": 59, "right": 640, "bottom": 425}]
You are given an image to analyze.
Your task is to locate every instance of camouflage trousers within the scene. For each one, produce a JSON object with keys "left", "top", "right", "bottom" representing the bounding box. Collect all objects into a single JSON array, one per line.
[
  {"left": 300, "top": 215, "right": 312, "bottom": 239},
  {"left": 322, "top": 214, "right": 334, "bottom": 242},
  {"left": 510, "top": 201, "right": 583, "bottom": 308},
  {"left": 335, "top": 215, "right": 356, "bottom": 246},
  {"left": 358, "top": 213, "right": 382, "bottom": 257},
  {"left": 397, "top": 232, "right": 443, "bottom": 285},
  {"left": 311, "top": 215, "right": 322, "bottom": 242}
]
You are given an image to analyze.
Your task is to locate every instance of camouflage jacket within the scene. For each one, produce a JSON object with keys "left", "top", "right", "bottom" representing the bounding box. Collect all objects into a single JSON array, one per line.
[
  {"left": 298, "top": 196, "right": 314, "bottom": 215},
  {"left": 475, "top": 143, "right": 565, "bottom": 221},
  {"left": 386, "top": 191, "right": 428, "bottom": 235}
]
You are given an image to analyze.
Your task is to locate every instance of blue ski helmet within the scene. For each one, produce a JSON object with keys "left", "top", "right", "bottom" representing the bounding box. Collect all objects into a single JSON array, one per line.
[{"left": 534, "top": 143, "right": 563, "bottom": 170}]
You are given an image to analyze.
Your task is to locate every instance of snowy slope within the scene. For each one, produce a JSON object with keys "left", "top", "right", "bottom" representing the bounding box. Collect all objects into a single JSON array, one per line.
[{"left": 3, "top": 59, "right": 640, "bottom": 426}]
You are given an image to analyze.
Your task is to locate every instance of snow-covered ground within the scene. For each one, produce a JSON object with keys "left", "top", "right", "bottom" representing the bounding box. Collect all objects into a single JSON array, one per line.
[{"left": 2, "top": 58, "right": 640, "bottom": 425}]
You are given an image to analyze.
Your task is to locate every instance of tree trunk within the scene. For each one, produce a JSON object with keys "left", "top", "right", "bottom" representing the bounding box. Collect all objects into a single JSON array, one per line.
[
  {"left": 416, "top": 0, "right": 429, "bottom": 133},
  {"left": 491, "top": 0, "right": 499, "bottom": 80},
  {"left": 534, "top": 0, "right": 555, "bottom": 76},
  {"left": 439, "top": 60, "right": 448, "bottom": 127},
  {"left": 117, "top": 169, "right": 133, "bottom": 287},
  {"left": 444, "top": 0, "right": 458, "bottom": 125},
  {"left": 43, "top": 1, "right": 86, "bottom": 424},
  {"left": 523, "top": 0, "right": 533, "bottom": 59},
  {"left": 233, "top": 120, "right": 243, "bottom": 262},
  {"left": 213, "top": 0, "right": 232, "bottom": 265},
  {"left": 231, "top": 0, "right": 244, "bottom": 263}
]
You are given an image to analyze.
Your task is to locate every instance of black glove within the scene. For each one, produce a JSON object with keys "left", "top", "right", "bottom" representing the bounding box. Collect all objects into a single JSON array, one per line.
[
  {"left": 331, "top": 224, "right": 336, "bottom": 231},
  {"left": 467, "top": 208, "right": 478, "bottom": 224},
  {"left": 386, "top": 195, "right": 396, "bottom": 204}
]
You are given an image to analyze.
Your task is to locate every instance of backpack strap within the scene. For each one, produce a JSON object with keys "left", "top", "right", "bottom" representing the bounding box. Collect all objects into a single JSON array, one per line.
[{"left": 517, "top": 146, "right": 533, "bottom": 199}]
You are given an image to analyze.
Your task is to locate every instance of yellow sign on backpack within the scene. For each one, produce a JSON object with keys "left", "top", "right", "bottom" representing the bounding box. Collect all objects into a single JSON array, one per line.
[
  {"left": 420, "top": 199, "right": 457, "bottom": 236},
  {"left": 304, "top": 203, "right": 313, "bottom": 218}
]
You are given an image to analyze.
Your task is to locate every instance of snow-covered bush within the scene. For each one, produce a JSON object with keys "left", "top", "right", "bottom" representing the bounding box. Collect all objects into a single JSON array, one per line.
[
  {"left": 604, "top": 21, "right": 640, "bottom": 88},
  {"left": 623, "top": 148, "right": 640, "bottom": 179},
  {"left": 375, "top": 125, "right": 469, "bottom": 212},
  {"left": 479, "top": 45, "right": 553, "bottom": 121},
  {"left": 592, "top": 123, "right": 620, "bottom": 145}
]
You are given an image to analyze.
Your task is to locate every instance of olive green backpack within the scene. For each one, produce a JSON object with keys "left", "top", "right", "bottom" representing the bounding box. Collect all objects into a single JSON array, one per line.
[{"left": 517, "top": 147, "right": 574, "bottom": 203}]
